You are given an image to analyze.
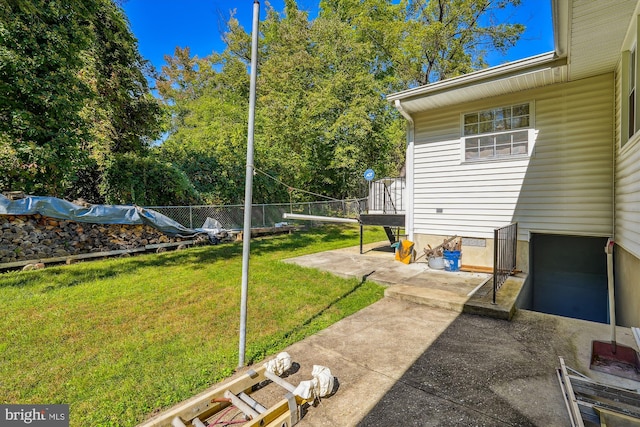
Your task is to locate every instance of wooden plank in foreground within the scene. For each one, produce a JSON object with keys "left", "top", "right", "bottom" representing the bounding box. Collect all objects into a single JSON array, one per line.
[{"left": 137, "top": 367, "right": 267, "bottom": 427}]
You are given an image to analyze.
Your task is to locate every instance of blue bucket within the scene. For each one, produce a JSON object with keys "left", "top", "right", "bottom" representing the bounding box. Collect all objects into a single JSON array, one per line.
[{"left": 443, "top": 250, "right": 461, "bottom": 272}]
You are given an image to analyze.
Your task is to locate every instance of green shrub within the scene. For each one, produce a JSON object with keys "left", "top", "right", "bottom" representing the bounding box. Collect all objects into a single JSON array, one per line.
[{"left": 101, "top": 153, "right": 201, "bottom": 205}]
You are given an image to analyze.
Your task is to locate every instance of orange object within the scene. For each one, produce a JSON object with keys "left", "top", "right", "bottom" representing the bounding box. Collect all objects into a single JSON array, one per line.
[{"left": 395, "top": 240, "right": 414, "bottom": 264}]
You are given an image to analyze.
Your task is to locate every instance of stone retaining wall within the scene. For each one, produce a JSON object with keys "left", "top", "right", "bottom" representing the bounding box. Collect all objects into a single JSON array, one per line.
[{"left": 0, "top": 214, "right": 196, "bottom": 264}]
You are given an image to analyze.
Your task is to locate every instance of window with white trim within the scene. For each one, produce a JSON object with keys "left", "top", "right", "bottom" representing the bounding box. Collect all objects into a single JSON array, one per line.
[
  {"left": 628, "top": 47, "right": 637, "bottom": 143},
  {"left": 462, "top": 103, "right": 532, "bottom": 161},
  {"left": 622, "top": 16, "right": 640, "bottom": 147}
]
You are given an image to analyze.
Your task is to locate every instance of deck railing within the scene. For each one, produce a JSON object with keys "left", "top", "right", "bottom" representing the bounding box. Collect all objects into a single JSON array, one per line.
[
  {"left": 367, "top": 178, "right": 405, "bottom": 214},
  {"left": 493, "top": 222, "right": 518, "bottom": 304}
]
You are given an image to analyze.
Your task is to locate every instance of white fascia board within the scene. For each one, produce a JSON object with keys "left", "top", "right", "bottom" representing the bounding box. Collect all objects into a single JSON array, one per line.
[{"left": 386, "top": 52, "right": 562, "bottom": 103}]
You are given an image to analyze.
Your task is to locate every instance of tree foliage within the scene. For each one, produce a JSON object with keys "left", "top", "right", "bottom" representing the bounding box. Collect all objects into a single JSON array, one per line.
[
  {"left": 158, "top": 2, "right": 405, "bottom": 204},
  {"left": 0, "top": 0, "right": 93, "bottom": 196},
  {"left": 320, "top": 0, "right": 524, "bottom": 86},
  {"left": 158, "top": 0, "right": 523, "bottom": 204},
  {"left": 0, "top": 0, "right": 163, "bottom": 201},
  {"left": 1, "top": 0, "right": 526, "bottom": 205},
  {"left": 101, "top": 153, "right": 199, "bottom": 206},
  {"left": 83, "top": 1, "right": 163, "bottom": 156},
  {"left": 156, "top": 49, "right": 252, "bottom": 204}
]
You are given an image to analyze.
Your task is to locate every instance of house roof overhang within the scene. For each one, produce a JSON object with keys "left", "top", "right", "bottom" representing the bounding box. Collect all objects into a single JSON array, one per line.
[
  {"left": 388, "top": 0, "right": 639, "bottom": 116},
  {"left": 557, "top": 0, "right": 637, "bottom": 81},
  {"left": 386, "top": 53, "right": 568, "bottom": 115}
]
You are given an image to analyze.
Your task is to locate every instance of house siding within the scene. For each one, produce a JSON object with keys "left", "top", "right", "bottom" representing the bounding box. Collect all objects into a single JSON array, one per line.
[
  {"left": 615, "top": 54, "right": 640, "bottom": 259},
  {"left": 615, "top": 245, "right": 640, "bottom": 327},
  {"left": 616, "top": 150, "right": 640, "bottom": 254},
  {"left": 412, "top": 73, "right": 614, "bottom": 242},
  {"left": 614, "top": 56, "right": 640, "bottom": 327}
]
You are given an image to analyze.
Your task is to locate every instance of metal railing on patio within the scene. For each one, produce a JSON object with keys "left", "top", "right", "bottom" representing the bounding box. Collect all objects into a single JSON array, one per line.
[
  {"left": 146, "top": 199, "right": 366, "bottom": 230},
  {"left": 493, "top": 222, "right": 518, "bottom": 304}
]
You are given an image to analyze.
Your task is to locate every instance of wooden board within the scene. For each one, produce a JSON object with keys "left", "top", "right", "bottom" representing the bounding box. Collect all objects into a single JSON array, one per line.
[{"left": 0, "top": 241, "right": 197, "bottom": 270}]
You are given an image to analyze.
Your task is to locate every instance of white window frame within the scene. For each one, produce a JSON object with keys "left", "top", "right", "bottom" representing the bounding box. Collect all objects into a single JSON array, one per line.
[
  {"left": 619, "top": 15, "right": 640, "bottom": 150},
  {"left": 460, "top": 102, "right": 534, "bottom": 163},
  {"left": 629, "top": 47, "right": 636, "bottom": 139},
  {"left": 620, "top": 40, "right": 640, "bottom": 148}
]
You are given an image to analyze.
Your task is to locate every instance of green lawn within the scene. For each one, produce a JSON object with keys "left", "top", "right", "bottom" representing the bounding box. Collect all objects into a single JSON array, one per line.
[{"left": 0, "top": 224, "right": 387, "bottom": 426}]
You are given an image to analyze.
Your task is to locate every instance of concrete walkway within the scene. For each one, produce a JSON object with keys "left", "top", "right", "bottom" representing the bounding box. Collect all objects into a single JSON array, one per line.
[
  {"left": 150, "top": 243, "right": 640, "bottom": 426},
  {"left": 275, "top": 243, "right": 639, "bottom": 426},
  {"left": 277, "top": 300, "right": 639, "bottom": 426}
]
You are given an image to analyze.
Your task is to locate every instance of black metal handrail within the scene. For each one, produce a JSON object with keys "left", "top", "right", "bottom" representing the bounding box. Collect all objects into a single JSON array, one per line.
[{"left": 493, "top": 222, "right": 518, "bottom": 304}]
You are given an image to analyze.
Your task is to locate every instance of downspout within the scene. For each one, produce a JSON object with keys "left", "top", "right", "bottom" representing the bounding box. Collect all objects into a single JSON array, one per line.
[
  {"left": 394, "top": 99, "right": 415, "bottom": 242},
  {"left": 612, "top": 76, "right": 616, "bottom": 242},
  {"left": 551, "top": 0, "right": 569, "bottom": 59}
]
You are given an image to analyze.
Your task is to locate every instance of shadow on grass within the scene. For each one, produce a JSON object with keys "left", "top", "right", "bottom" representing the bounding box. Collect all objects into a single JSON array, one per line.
[
  {"left": 0, "top": 225, "right": 359, "bottom": 291},
  {"left": 247, "top": 270, "right": 377, "bottom": 365},
  {"left": 242, "top": 224, "right": 353, "bottom": 255}
]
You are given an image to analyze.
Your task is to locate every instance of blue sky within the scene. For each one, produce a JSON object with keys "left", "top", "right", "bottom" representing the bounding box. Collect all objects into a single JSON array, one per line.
[{"left": 122, "top": 0, "right": 554, "bottom": 74}]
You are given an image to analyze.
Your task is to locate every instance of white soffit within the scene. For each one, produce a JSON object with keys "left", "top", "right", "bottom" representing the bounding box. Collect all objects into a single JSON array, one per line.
[
  {"left": 568, "top": 0, "right": 637, "bottom": 81},
  {"left": 387, "top": 53, "right": 568, "bottom": 115},
  {"left": 388, "top": 0, "right": 639, "bottom": 115}
]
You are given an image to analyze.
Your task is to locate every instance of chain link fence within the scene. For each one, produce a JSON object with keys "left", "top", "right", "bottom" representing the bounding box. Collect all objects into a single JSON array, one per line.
[{"left": 146, "top": 199, "right": 366, "bottom": 230}]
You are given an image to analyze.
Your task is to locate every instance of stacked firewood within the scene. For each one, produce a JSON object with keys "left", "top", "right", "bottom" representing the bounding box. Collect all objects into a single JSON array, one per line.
[{"left": 0, "top": 214, "right": 194, "bottom": 264}]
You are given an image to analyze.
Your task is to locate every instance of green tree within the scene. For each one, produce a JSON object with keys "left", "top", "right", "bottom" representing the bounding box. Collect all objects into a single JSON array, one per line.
[
  {"left": 84, "top": 1, "right": 163, "bottom": 155},
  {"left": 0, "top": 0, "right": 163, "bottom": 201},
  {"left": 320, "top": 0, "right": 525, "bottom": 86},
  {"left": 159, "top": 2, "right": 404, "bottom": 203},
  {"left": 157, "top": 49, "right": 252, "bottom": 204},
  {"left": 0, "top": 0, "right": 93, "bottom": 196},
  {"left": 157, "top": 0, "right": 525, "bottom": 204},
  {"left": 74, "top": 0, "right": 164, "bottom": 201},
  {"left": 101, "top": 153, "right": 199, "bottom": 206},
  {"left": 256, "top": 2, "right": 403, "bottom": 198}
]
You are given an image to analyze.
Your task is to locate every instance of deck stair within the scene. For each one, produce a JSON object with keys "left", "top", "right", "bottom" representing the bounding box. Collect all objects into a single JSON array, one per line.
[{"left": 383, "top": 226, "right": 397, "bottom": 244}]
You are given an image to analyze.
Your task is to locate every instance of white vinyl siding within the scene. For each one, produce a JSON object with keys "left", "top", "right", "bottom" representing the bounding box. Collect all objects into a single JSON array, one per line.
[
  {"left": 412, "top": 73, "right": 614, "bottom": 241},
  {"left": 616, "top": 56, "right": 640, "bottom": 258}
]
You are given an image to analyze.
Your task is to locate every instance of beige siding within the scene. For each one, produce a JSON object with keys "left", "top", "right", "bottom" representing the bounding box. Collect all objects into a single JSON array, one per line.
[
  {"left": 615, "top": 57, "right": 640, "bottom": 259},
  {"left": 616, "top": 139, "right": 640, "bottom": 257},
  {"left": 615, "top": 245, "right": 640, "bottom": 327},
  {"left": 412, "top": 73, "right": 614, "bottom": 240}
]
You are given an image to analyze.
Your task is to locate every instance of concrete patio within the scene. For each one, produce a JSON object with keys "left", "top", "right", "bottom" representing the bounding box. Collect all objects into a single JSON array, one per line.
[{"left": 283, "top": 241, "right": 526, "bottom": 320}]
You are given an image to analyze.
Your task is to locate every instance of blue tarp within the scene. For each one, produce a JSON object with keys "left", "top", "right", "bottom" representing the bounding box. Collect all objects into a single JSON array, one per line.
[{"left": 0, "top": 195, "right": 203, "bottom": 237}]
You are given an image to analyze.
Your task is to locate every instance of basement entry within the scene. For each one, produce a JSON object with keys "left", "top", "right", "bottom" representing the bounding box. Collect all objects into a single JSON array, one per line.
[{"left": 524, "top": 233, "right": 609, "bottom": 323}]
